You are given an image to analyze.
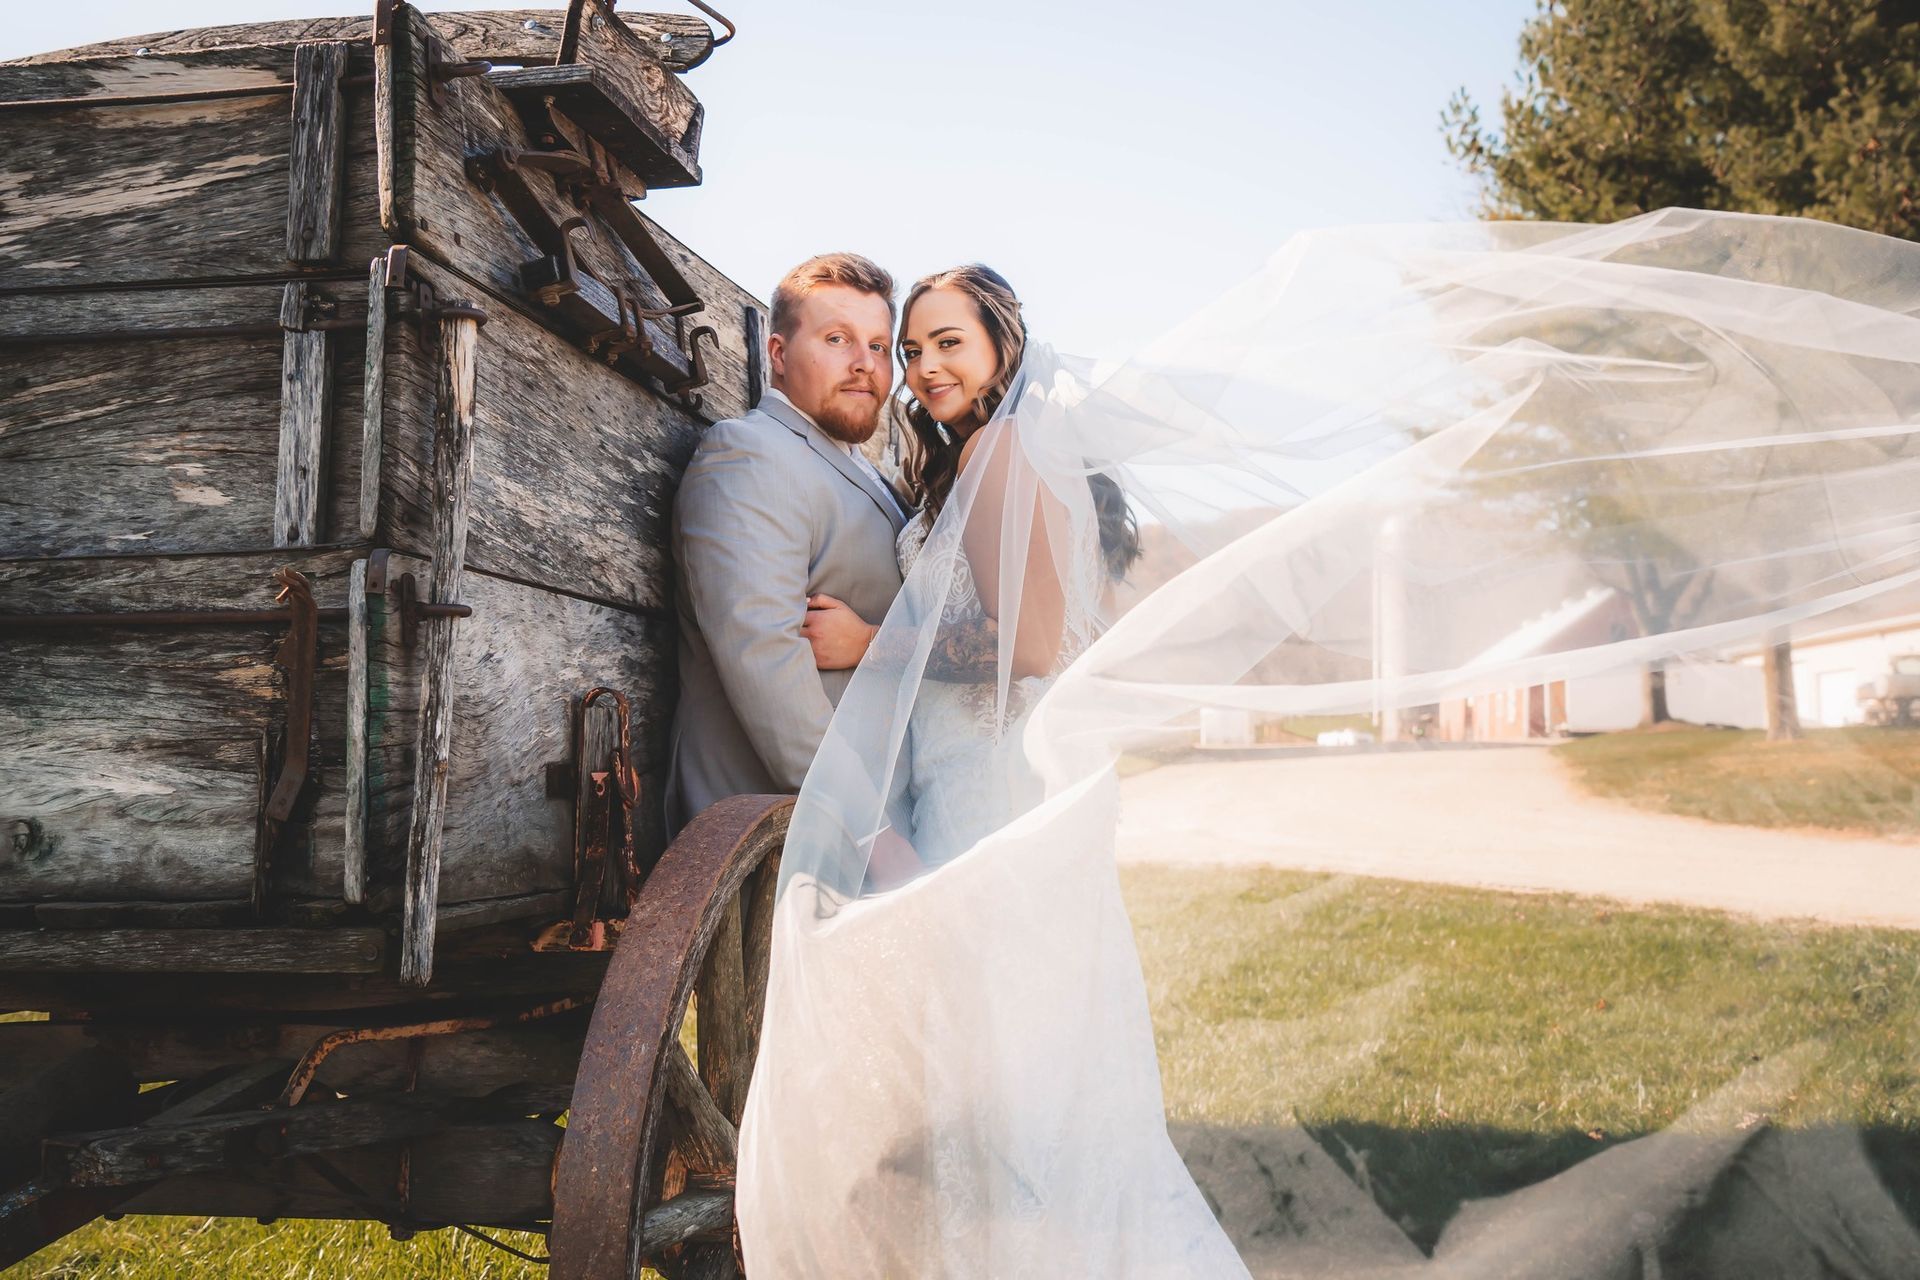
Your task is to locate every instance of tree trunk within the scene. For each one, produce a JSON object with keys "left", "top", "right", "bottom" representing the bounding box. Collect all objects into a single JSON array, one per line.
[
  {"left": 1640, "top": 662, "right": 1671, "bottom": 727},
  {"left": 1763, "top": 635, "right": 1802, "bottom": 742}
]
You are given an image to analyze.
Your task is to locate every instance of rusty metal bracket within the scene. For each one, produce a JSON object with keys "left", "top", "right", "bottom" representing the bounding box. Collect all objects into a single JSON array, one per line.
[
  {"left": 431, "top": 56, "right": 493, "bottom": 84},
  {"left": 264, "top": 569, "right": 319, "bottom": 828},
  {"left": 522, "top": 215, "right": 594, "bottom": 308},
  {"left": 388, "top": 572, "right": 472, "bottom": 650},
  {"left": 665, "top": 323, "right": 717, "bottom": 411},
  {"left": 678, "top": 0, "right": 737, "bottom": 70},
  {"left": 372, "top": 0, "right": 398, "bottom": 47},
  {"left": 277, "top": 997, "right": 588, "bottom": 1108},
  {"left": 379, "top": 248, "right": 489, "bottom": 351},
  {"left": 254, "top": 569, "right": 319, "bottom": 914},
  {"left": 556, "top": 687, "right": 643, "bottom": 950}
]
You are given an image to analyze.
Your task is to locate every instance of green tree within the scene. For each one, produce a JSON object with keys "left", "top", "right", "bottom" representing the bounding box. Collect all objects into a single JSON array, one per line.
[
  {"left": 1443, "top": 0, "right": 1920, "bottom": 735},
  {"left": 1445, "top": 0, "right": 1919, "bottom": 237}
]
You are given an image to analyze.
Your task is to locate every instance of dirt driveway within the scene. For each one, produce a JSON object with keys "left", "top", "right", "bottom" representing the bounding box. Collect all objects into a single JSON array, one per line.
[{"left": 1115, "top": 745, "right": 1920, "bottom": 930}]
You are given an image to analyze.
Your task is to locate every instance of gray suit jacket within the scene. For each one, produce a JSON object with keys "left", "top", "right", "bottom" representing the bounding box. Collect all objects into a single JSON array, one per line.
[{"left": 665, "top": 395, "right": 909, "bottom": 834}]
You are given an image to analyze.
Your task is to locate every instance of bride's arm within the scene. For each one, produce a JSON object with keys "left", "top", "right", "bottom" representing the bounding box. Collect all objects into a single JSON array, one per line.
[{"left": 958, "top": 424, "right": 1067, "bottom": 680}]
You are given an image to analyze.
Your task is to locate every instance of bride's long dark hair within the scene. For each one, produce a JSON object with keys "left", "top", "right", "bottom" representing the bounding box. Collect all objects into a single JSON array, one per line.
[{"left": 894, "top": 264, "right": 1142, "bottom": 580}]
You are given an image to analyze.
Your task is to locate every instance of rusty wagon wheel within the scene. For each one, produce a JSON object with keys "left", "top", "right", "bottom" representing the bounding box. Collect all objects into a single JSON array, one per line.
[{"left": 550, "top": 793, "right": 792, "bottom": 1280}]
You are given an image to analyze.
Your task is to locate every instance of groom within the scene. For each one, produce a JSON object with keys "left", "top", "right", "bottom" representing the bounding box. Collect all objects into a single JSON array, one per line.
[{"left": 665, "top": 253, "right": 911, "bottom": 836}]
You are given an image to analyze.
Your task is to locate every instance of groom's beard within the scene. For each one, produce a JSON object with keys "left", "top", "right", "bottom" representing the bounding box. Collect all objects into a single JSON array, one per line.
[{"left": 812, "top": 380, "right": 884, "bottom": 444}]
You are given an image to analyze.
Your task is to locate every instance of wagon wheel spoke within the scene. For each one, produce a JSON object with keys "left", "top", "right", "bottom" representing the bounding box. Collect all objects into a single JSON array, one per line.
[
  {"left": 663, "top": 1040, "right": 736, "bottom": 1177},
  {"left": 740, "top": 853, "right": 779, "bottom": 1068},
  {"left": 695, "top": 893, "right": 749, "bottom": 1125},
  {"left": 635, "top": 1186, "right": 735, "bottom": 1253}
]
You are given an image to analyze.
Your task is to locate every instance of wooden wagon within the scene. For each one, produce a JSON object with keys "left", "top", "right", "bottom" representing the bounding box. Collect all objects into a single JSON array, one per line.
[{"left": 0, "top": 5, "right": 788, "bottom": 1274}]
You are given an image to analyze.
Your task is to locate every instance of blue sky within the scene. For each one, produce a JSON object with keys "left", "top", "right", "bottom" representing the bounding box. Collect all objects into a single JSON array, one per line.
[{"left": 4, "top": 0, "right": 1538, "bottom": 359}]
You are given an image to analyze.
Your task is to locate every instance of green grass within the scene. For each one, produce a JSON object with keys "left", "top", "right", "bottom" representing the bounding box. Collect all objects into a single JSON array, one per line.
[
  {"left": 1123, "top": 863, "right": 1920, "bottom": 1249},
  {"left": 11, "top": 868, "right": 1920, "bottom": 1272},
  {"left": 16, "top": 1220, "right": 551, "bottom": 1279},
  {"left": 1555, "top": 726, "right": 1920, "bottom": 837}
]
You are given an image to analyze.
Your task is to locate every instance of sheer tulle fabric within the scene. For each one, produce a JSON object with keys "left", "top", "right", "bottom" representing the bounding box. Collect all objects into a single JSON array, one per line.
[{"left": 735, "top": 210, "right": 1920, "bottom": 1277}]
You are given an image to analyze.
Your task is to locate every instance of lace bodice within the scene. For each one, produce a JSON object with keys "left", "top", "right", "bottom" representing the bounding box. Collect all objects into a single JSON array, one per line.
[{"left": 894, "top": 506, "right": 1103, "bottom": 687}]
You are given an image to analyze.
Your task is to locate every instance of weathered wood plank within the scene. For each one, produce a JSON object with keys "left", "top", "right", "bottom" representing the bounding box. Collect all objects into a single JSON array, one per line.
[
  {"left": 0, "top": 549, "right": 360, "bottom": 903},
  {"left": 374, "top": 32, "right": 399, "bottom": 234},
  {"left": 344, "top": 556, "right": 370, "bottom": 903},
  {"left": 31, "top": 900, "right": 251, "bottom": 930},
  {"left": 117, "top": 1119, "right": 562, "bottom": 1224},
  {"left": 0, "top": 1010, "right": 589, "bottom": 1095},
  {"left": 47, "top": 1089, "right": 462, "bottom": 1186},
  {"left": 0, "top": 51, "right": 383, "bottom": 291},
  {"left": 360, "top": 256, "right": 387, "bottom": 539},
  {"left": 0, "top": 328, "right": 277, "bottom": 558},
  {"left": 0, "top": 47, "right": 300, "bottom": 101},
  {"left": 435, "top": 890, "right": 572, "bottom": 933},
  {"left": 0, "top": 928, "right": 384, "bottom": 974},
  {"left": 363, "top": 555, "right": 674, "bottom": 909},
  {"left": 146, "top": 1058, "right": 295, "bottom": 1125},
  {"left": 0, "top": 546, "right": 360, "bottom": 616},
  {"left": 0, "top": 281, "right": 283, "bottom": 341},
  {"left": 400, "top": 314, "right": 481, "bottom": 985},
  {"left": 695, "top": 895, "right": 747, "bottom": 1125},
  {"left": 740, "top": 855, "right": 777, "bottom": 1068},
  {"left": 379, "top": 258, "right": 705, "bottom": 610},
  {"left": 286, "top": 41, "right": 350, "bottom": 263},
  {"left": 0, "top": 946, "right": 612, "bottom": 1019},
  {"left": 275, "top": 283, "right": 334, "bottom": 546},
  {"left": 7, "top": 11, "right": 717, "bottom": 75},
  {"left": 637, "top": 1188, "right": 733, "bottom": 1255},
  {"left": 662, "top": 1042, "right": 735, "bottom": 1177},
  {"left": 0, "top": 281, "right": 368, "bottom": 559}
]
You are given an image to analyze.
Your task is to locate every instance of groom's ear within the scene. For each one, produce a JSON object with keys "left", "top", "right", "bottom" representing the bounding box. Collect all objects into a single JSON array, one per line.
[{"left": 767, "top": 330, "right": 787, "bottom": 382}]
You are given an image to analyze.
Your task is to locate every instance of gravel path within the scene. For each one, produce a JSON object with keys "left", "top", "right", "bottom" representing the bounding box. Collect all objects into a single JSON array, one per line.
[{"left": 1115, "top": 745, "right": 1920, "bottom": 930}]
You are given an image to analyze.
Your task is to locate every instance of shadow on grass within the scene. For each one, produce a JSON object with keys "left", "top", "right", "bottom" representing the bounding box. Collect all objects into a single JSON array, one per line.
[{"left": 1173, "top": 1119, "right": 1920, "bottom": 1278}]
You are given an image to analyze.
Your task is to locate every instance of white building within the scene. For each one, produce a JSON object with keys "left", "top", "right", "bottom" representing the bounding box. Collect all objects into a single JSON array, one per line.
[{"left": 1736, "top": 613, "right": 1920, "bottom": 728}]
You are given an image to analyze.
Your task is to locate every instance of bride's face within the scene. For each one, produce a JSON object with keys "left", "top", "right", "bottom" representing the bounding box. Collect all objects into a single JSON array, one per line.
[{"left": 900, "top": 287, "right": 1000, "bottom": 430}]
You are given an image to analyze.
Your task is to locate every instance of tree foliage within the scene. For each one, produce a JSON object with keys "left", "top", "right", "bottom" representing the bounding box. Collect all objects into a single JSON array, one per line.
[{"left": 1445, "top": 0, "right": 1920, "bottom": 239}]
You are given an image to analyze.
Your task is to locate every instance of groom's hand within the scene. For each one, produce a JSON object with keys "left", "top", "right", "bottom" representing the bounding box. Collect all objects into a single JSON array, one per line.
[{"left": 803, "top": 594, "right": 878, "bottom": 670}]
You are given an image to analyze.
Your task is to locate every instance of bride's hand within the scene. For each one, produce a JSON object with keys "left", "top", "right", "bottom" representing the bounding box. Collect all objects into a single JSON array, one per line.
[{"left": 803, "top": 594, "right": 877, "bottom": 670}]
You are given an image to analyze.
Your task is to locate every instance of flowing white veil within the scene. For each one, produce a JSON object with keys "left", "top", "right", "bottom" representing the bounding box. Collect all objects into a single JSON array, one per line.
[{"left": 735, "top": 210, "right": 1920, "bottom": 1277}]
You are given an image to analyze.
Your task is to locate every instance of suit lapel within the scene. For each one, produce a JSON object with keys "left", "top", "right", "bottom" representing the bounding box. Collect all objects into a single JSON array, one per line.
[{"left": 758, "top": 396, "right": 908, "bottom": 533}]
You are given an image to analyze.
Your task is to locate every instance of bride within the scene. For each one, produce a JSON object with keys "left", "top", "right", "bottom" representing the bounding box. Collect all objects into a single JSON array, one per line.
[{"left": 734, "top": 211, "right": 1920, "bottom": 1277}]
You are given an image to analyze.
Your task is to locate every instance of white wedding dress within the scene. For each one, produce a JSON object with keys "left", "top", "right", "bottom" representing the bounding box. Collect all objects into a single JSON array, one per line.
[{"left": 732, "top": 504, "right": 1250, "bottom": 1278}]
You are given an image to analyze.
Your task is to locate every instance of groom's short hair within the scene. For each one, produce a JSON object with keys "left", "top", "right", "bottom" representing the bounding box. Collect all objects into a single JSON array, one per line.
[{"left": 771, "top": 253, "right": 896, "bottom": 337}]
